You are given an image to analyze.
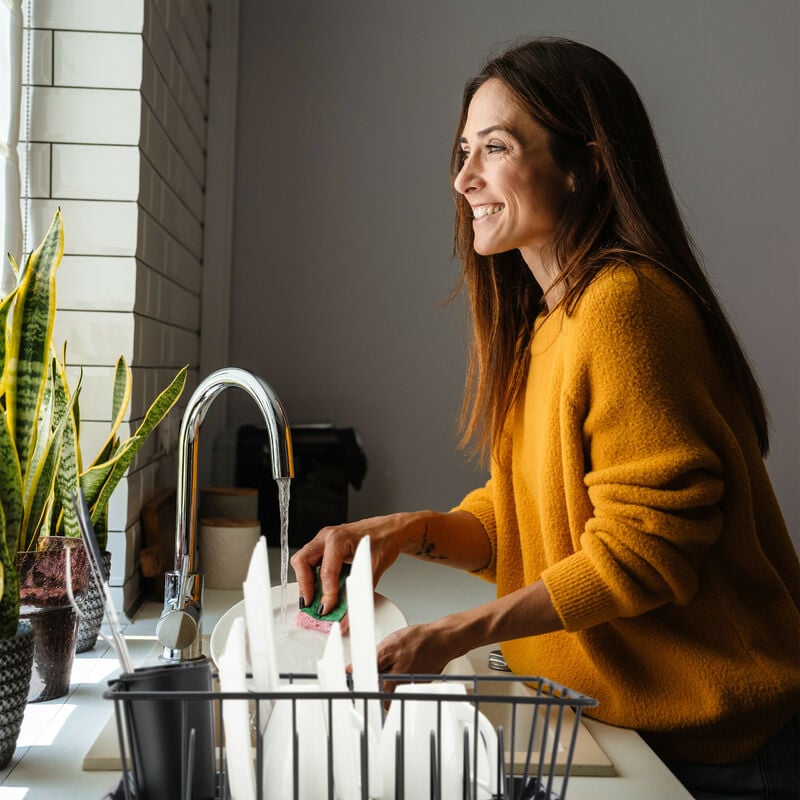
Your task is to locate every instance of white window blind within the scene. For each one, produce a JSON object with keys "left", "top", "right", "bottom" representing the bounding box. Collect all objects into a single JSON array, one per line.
[{"left": 0, "top": 0, "right": 22, "bottom": 295}]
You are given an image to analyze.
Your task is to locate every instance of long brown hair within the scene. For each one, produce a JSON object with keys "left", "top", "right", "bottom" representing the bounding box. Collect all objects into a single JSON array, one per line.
[{"left": 452, "top": 37, "right": 769, "bottom": 461}]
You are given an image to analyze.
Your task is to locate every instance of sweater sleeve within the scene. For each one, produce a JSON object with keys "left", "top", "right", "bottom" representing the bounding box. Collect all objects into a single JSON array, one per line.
[
  {"left": 453, "top": 480, "right": 499, "bottom": 583},
  {"left": 542, "top": 269, "right": 729, "bottom": 631}
]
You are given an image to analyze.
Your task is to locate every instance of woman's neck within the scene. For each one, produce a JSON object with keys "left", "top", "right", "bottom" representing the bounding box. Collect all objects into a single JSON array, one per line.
[{"left": 520, "top": 246, "right": 564, "bottom": 311}]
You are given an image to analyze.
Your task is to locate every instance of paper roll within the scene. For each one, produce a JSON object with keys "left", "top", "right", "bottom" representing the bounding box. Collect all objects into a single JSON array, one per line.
[
  {"left": 199, "top": 487, "right": 258, "bottom": 521},
  {"left": 198, "top": 518, "right": 262, "bottom": 590}
]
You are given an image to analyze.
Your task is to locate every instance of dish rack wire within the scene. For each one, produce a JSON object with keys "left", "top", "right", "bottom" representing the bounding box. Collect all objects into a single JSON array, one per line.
[{"left": 103, "top": 670, "right": 598, "bottom": 800}]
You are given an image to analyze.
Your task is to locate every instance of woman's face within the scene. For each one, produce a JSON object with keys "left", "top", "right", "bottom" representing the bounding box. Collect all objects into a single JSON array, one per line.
[{"left": 454, "top": 78, "right": 573, "bottom": 267}]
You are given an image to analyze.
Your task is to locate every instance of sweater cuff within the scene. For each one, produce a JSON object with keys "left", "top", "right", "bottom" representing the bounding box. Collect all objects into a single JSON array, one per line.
[
  {"left": 452, "top": 490, "right": 497, "bottom": 582},
  {"left": 541, "top": 550, "right": 619, "bottom": 631}
]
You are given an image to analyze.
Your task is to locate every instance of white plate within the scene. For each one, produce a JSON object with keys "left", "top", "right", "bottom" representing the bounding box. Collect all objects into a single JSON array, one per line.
[{"left": 209, "top": 582, "right": 407, "bottom": 675}]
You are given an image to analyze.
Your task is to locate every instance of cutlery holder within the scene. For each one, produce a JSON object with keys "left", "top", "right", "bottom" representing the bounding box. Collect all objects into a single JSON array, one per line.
[
  {"left": 107, "top": 660, "right": 216, "bottom": 800},
  {"left": 104, "top": 671, "right": 597, "bottom": 800}
]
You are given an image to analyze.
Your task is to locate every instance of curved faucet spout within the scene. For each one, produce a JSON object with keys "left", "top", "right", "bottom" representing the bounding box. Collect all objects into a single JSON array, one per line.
[
  {"left": 158, "top": 367, "right": 293, "bottom": 661},
  {"left": 174, "top": 367, "right": 293, "bottom": 574}
]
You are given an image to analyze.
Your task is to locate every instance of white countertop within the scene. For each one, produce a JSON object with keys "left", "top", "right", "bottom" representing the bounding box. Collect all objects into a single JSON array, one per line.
[{"left": 0, "top": 551, "right": 692, "bottom": 799}]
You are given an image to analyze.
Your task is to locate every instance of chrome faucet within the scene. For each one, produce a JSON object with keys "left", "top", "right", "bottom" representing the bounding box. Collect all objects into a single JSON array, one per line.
[{"left": 157, "top": 367, "right": 294, "bottom": 661}]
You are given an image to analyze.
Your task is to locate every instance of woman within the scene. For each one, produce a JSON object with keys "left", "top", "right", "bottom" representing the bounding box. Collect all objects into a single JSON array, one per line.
[{"left": 290, "top": 38, "right": 800, "bottom": 798}]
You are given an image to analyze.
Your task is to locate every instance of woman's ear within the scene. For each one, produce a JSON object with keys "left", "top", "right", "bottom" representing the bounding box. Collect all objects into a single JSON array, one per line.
[{"left": 569, "top": 143, "right": 602, "bottom": 193}]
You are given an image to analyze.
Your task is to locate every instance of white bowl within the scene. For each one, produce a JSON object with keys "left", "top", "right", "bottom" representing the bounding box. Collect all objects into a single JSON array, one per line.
[{"left": 209, "top": 581, "right": 407, "bottom": 675}]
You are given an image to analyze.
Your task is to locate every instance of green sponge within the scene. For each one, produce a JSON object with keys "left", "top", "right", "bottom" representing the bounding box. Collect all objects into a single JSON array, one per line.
[{"left": 296, "top": 564, "right": 350, "bottom": 632}]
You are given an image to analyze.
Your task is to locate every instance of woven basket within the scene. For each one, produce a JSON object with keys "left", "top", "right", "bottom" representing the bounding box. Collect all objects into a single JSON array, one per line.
[
  {"left": 0, "top": 621, "right": 34, "bottom": 769},
  {"left": 76, "top": 551, "right": 112, "bottom": 653}
]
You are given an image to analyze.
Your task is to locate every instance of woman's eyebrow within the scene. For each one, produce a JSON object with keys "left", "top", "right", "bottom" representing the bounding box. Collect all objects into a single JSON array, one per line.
[{"left": 459, "top": 125, "right": 516, "bottom": 144}]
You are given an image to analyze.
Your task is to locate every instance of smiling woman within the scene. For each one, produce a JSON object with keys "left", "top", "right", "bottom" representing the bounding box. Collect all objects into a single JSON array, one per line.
[{"left": 291, "top": 36, "right": 800, "bottom": 800}]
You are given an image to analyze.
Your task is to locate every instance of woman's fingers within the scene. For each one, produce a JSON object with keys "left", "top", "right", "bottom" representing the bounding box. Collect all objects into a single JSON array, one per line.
[
  {"left": 317, "top": 540, "right": 352, "bottom": 614},
  {"left": 289, "top": 538, "right": 326, "bottom": 609},
  {"left": 290, "top": 513, "right": 412, "bottom": 614},
  {"left": 376, "top": 624, "right": 451, "bottom": 677},
  {"left": 290, "top": 526, "right": 357, "bottom": 614}
]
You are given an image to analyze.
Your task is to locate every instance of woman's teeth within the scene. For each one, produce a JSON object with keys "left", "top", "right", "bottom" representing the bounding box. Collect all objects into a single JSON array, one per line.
[{"left": 473, "top": 204, "right": 503, "bottom": 219}]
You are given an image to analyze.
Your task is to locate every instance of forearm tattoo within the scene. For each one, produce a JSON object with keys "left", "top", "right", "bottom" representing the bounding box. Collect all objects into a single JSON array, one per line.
[{"left": 415, "top": 526, "right": 448, "bottom": 560}]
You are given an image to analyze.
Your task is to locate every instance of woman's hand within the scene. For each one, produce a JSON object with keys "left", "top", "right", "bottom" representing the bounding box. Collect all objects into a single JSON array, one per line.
[
  {"left": 377, "top": 581, "right": 564, "bottom": 683},
  {"left": 376, "top": 621, "right": 460, "bottom": 677},
  {"left": 290, "top": 513, "right": 415, "bottom": 614},
  {"left": 290, "top": 509, "right": 491, "bottom": 616}
]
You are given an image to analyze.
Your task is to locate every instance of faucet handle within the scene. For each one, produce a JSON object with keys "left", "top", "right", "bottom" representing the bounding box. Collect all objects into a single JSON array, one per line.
[
  {"left": 157, "top": 607, "right": 199, "bottom": 651},
  {"left": 158, "top": 569, "right": 204, "bottom": 660}
]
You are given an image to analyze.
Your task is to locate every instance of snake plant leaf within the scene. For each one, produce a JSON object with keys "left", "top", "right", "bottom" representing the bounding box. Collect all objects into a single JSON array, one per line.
[
  {"left": 6, "top": 251, "right": 19, "bottom": 283},
  {"left": 38, "top": 494, "right": 54, "bottom": 540},
  {"left": 73, "top": 387, "right": 81, "bottom": 459},
  {"left": 0, "top": 287, "right": 19, "bottom": 392},
  {"left": 19, "top": 385, "right": 77, "bottom": 551},
  {"left": 59, "top": 342, "right": 83, "bottom": 473},
  {"left": 88, "top": 355, "right": 131, "bottom": 472},
  {"left": 0, "top": 400, "right": 22, "bottom": 639},
  {"left": 19, "top": 431, "right": 62, "bottom": 551},
  {"left": 91, "top": 504, "right": 109, "bottom": 556},
  {"left": 0, "top": 401, "right": 23, "bottom": 564},
  {"left": 88, "top": 367, "right": 186, "bottom": 535},
  {"left": 92, "top": 436, "right": 116, "bottom": 471},
  {"left": 79, "top": 440, "right": 135, "bottom": 509},
  {"left": 53, "top": 356, "right": 82, "bottom": 538},
  {"left": 6, "top": 209, "right": 63, "bottom": 480},
  {"left": 111, "top": 356, "right": 130, "bottom": 427},
  {"left": 25, "top": 363, "right": 54, "bottom": 500}
]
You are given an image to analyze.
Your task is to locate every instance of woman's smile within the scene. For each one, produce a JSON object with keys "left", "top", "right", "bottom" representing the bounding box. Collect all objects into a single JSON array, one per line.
[{"left": 472, "top": 203, "right": 505, "bottom": 220}]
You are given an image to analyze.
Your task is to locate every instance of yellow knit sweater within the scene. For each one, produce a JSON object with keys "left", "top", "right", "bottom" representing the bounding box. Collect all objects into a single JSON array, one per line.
[{"left": 456, "top": 264, "right": 800, "bottom": 763}]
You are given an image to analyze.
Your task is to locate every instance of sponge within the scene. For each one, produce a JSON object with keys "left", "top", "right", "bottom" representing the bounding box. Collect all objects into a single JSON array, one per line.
[{"left": 295, "top": 564, "right": 350, "bottom": 635}]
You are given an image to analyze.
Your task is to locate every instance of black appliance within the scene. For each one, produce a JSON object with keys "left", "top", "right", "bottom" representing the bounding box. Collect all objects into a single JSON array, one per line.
[{"left": 235, "top": 424, "right": 368, "bottom": 548}]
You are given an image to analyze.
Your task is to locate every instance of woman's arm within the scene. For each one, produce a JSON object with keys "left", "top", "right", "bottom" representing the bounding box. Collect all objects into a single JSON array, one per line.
[
  {"left": 290, "top": 509, "right": 491, "bottom": 615},
  {"left": 376, "top": 579, "right": 563, "bottom": 675}
]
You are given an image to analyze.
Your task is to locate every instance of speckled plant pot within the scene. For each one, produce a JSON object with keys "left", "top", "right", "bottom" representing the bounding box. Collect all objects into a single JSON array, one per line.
[
  {"left": 76, "top": 551, "right": 112, "bottom": 653},
  {"left": 0, "top": 620, "right": 34, "bottom": 769},
  {"left": 18, "top": 538, "right": 90, "bottom": 703}
]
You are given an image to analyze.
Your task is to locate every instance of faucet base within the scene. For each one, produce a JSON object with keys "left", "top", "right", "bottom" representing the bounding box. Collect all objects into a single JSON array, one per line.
[{"left": 159, "top": 647, "right": 207, "bottom": 664}]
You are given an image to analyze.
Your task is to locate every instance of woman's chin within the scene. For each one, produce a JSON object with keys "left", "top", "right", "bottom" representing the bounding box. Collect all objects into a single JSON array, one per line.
[
  {"left": 472, "top": 240, "right": 498, "bottom": 256},
  {"left": 472, "top": 240, "right": 513, "bottom": 257}
]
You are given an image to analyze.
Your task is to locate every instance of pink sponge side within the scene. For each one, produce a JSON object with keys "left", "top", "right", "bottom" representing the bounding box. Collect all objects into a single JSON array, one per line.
[{"left": 295, "top": 609, "right": 349, "bottom": 636}]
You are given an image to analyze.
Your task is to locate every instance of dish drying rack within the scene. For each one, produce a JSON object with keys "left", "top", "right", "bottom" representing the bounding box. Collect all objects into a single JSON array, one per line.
[{"left": 103, "top": 670, "right": 597, "bottom": 800}]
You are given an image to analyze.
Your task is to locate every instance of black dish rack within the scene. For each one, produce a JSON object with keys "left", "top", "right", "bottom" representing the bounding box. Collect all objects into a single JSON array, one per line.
[{"left": 103, "top": 670, "right": 598, "bottom": 800}]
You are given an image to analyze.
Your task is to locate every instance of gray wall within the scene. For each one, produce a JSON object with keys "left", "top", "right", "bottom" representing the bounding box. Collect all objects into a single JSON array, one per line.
[{"left": 228, "top": 0, "right": 799, "bottom": 551}]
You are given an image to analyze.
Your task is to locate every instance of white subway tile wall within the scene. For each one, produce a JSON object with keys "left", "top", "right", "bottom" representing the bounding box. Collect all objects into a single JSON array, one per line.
[
  {"left": 54, "top": 310, "right": 136, "bottom": 365},
  {"left": 52, "top": 144, "right": 140, "bottom": 200},
  {"left": 20, "top": 0, "right": 208, "bottom": 609},
  {"left": 137, "top": 207, "right": 203, "bottom": 293},
  {"left": 27, "top": 198, "right": 139, "bottom": 255},
  {"left": 26, "top": 0, "right": 144, "bottom": 34},
  {"left": 24, "top": 87, "right": 142, "bottom": 144},
  {"left": 53, "top": 31, "right": 143, "bottom": 89},
  {"left": 58, "top": 256, "right": 137, "bottom": 312}
]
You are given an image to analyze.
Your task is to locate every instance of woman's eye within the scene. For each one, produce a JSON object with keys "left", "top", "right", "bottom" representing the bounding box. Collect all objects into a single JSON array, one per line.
[{"left": 486, "top": 143, "right": 506, "bottom": 154}]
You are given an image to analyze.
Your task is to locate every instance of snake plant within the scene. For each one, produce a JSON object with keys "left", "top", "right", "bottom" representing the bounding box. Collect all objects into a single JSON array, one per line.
[
  {"left": 47, "top": 350, "right": 187, "bottom": 551},
  {"left": 0, "top": 209, "right": 187, "bottom": 640}
]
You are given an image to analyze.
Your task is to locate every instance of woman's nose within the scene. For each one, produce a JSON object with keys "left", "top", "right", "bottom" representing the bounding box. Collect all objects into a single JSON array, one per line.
[{"left": 454, "top": 154, "right": 481, "bottom": 196}]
